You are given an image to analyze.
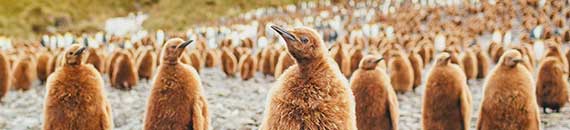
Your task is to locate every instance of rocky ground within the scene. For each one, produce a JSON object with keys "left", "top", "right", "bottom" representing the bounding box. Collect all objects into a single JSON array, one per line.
[{"left": 1, "top": 64, "right": 570, "bottom": 130}]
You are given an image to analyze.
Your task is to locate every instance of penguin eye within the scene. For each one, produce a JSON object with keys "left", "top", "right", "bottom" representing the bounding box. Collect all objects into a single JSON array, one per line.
[
  {"left": 300, "top": 37, "right": 309, "bottom": 44},
  {"left": 69, "top": 52, "right": 73, "bottom": 55}
]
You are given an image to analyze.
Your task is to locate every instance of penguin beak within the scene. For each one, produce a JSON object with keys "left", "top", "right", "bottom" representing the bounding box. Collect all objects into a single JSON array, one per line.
[
  {"left": 271, "top": 25, "right": 297, "bottom": 41},
  {"left": 74, "top": 46, "right": 87, "bottom": 56},
  {"left": 512, "top": 58, "right": 523, "bottom": 63},
  {"left": 178, "top": 40, "right": 194, "bottom": 49},
  {"left": 375, "top": 58, "right": 384, "bottom": 63},
  {"left": 468, "top": 41, "right": 477, "bottom": 47}
]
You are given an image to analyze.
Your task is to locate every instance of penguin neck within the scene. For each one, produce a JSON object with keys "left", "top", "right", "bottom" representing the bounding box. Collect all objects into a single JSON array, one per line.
[{"left": 297, "top": 57, "right": 330, "bottom": 76}]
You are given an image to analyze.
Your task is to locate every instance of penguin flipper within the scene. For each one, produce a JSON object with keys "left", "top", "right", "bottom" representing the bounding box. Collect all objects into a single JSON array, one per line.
[
  {"left": 387, "top": 86, "right": 399, "bottom": 130},
  {"left": 191, "top": 96, "right": 207, "bottom": 130},
  {"left": 460, "top": 88, "right": 472, "bottom": 130}
]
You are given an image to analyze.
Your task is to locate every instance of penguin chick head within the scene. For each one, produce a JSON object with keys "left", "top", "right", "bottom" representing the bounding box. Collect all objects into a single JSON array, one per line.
[
  {"left": 359, "top": 55, "right": 384, "bottom": 70},
  {"left": 435, "top": 52, "right": 452, "bottom": 66},
  {"left": 64, "top": 44, "right": 88, "bottom": 66},
  {"left": 161, "top": 38, "right": 193, "bottom": 65},
  {"left": 499, "top": 50, "right": 523, "bottom": 68},
  {"left": 271, "top": 25, "right": 326, "bottom": 63}
]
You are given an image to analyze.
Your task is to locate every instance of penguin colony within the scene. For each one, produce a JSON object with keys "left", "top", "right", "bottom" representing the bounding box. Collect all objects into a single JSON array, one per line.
[{"left": 1, "top": 0, "right": 570, "bottom": 129}]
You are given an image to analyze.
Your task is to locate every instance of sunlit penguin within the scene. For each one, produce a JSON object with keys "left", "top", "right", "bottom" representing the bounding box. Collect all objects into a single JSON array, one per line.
[
  {"left": 43, "top": 44, "right": 113, "bottom": 130},
  {"left": 144, "top": 39, "right": 209, "bottom": 130},
  {"left": 261, "top": 26, "right": 357, "bottom": 130}
]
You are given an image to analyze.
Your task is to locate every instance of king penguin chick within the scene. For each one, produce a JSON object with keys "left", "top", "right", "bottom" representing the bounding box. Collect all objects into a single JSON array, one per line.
[
  {"left": 389, "top": 50, "right": 414, "bottom": 93},
  {"left": 238, "top": 53, "right": 257, "bottom": 80},
  {"left": 144, "top": 39, "right": 209, "bottom": 130},
  {"left": 536, "top": 57, "right": 568, "bottom": 113},
  {"left": 136, "top": 47, "right": 157, "bottom": 80},
  {"left": 86, "top": 48, "right": 104, "bottom": 73},
  {"left": 221, "top": 48, "right": 237, "bottom": 77},
  {"left": 204, "top": 49, "right": 219, "bottom": 68},
  {"left": 273, "top": 51, "right": 295, "bottom": 78},
  {"left": 422, "top": 53, "right": 472, "bottom": 130},
  {"left": 473, "top": 44, "right": 490, "bottom": 79},
  {"left": 477, "top": 50, "right": 540, "bottom": 130},
  {"left": 349, "top": 48, "right": 364, "bottom": 77},
  {"left": 12, "top": 56, "right": 35, "bottom": 91},
  {"left": 261, "top": 26, "right": 357, "bottom": 130},
  {"left": 461, "top": 46, "right": 478, "bottom": 80},
  {"left": 260, "top": 47, "right": 274, "bottom": 76},
  {"left": 43, "top": 44, "right": 113, "bottom": 130},
  {"left": 111, "top": 51, "right": 138, "bottom": 90},
  {"left": 189, "top": 50, "right": 203, "bottom": 73},
  {"left": 408, "top": 48, "right": 423, "bottom": 89},
  {"left": 36, "top": 52, "right": 52, "bottom": 84},
  {"left": 350, "top": 56, "right": 399, "bottom": 130},
  {"left": 331, "top": 43, "right": 352, "bottom": 77},
  {"left": 0, "top": 51, "right": 10, "bottom": 101}
]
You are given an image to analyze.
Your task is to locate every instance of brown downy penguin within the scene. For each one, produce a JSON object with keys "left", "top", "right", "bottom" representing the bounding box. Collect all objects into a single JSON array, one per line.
[
  {"left": 422, "top": 53, "right": 471, "bottom": 130},
  {"left": 47, "top": 51, "right": 62, "bottom": 76},
  {"left": 331, "top": 43, "right": 352, "bottom": 77},
  {"left": 477, "top": 50, "right": 540, "bottom": 130},
  {"left": 261, "top": 26, "right": 357, "bottom": 130},
  {"left": 136, "top": 47, "right": 157, "bottom": 80},
  {"left": 273, "top": 51, "right": 295, "bottom": 78},
  {"left": 204, "top": 49, "right": 219, "bottom": 68},
  {"left": 238, "top": 53, "right": 257, "bottom": 80},
  {"left": 43, "top": 44, "right": 113, "bottom": 130},
  {"left": 144, "top": 39, "right": 209, "bottom": 130},
  {"left": 86, "top": 48, "right": 104, "bottom": 73},
  {"left": 12, "top": 56, "right": 35, "bottom": 91},
  {"left": 259, "top": 47, "right": 274, "bottom": 76},
  {"left": 408, "top": 48, "right": 424, "bottom": 89},
  {"left": 349, "top": 48, "right": 364, "bottom": 77},
  {"left": 111, "top": 51, "right": 139, "bottom": 90},
  {"left": 36, "top": 52, "right": 52, "bottom": 84},
  {"left": 350, "top": 56, "right": 399, "bottom": 130},
  {"left": 389, "top": 50, "right": 415, "bottom": 93},
  {"left": 473, "top": 44, "right": 490, "bottom": 79},
  {"left": 536, "top": 57, "right": 568, "bottom": 113},
  {"left": 106, "top": 49, "right": 122, "bottom": 81},
  {"left": 461, "top": 46, "right": 478, "bottom": 80},
  {"left": 221, "top": 48, "right": 237, "bottom": 77},
  {"left": 189, "top": 50, "right": 203, "bottom": 73},
  {"left": 0, "top": 51, "right": 9, "bottom": 101}
]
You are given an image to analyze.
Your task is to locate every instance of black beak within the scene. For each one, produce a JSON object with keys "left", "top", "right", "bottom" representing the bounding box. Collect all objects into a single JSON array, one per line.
[
  {"left": 271, "top": 25, "right": 296, "bottom": 41},
  {"left": 512, "top": 58, "right": 523, "bottom": 63},
  {"left": 75, "top": 46, "right": 87, "bottom": 56},
  {"left": 178, "top": 40, "right": 194, "bottom": 49},
  {"left": 375, "top": 58, "right": 384, "bottom": 63}
]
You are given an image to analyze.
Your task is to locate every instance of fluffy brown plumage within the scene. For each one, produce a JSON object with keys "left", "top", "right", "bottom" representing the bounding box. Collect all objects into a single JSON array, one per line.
[
  {"left": 408, "top": 48, "right": 423, "bottom": 89},
  {"left": 36, "top": 52, "right": 52, "bottom": 84},
  {"left": 204, "top": 49, "right": 219, "bottom": 68},
  {"left": 261, "top": 26, "right": 356, "bottom": 130},
  {"left": 422, "top": 53, "right": 471, "bottom": 130},
  {"left": 477, "top": 50, "right": 540, "bottom": 130},
  {"left": 43, "top": 44, "right": 113, "bottom": 130},
  {"left": 238, "top": 53, "right": 257, "bottom": 80},
  {"left": 136, "top": 47, "right": 157, "bottom": 80},
  {"left": 144, "top": 39, "right": 209, "bottom": 130},
  {"left": 221, "top": 48, "right": 237, "bottom": 77},
  {"left": 12, "top": 56, "right": 35, "bottom": 91},
  {"left": 461, "top": 47, "right": 478, "bottom": 80},
  {"left": 259, "top": 47, "right": 274, "bottom": 76},
  {"left": 349, "top": 48, "right": 364, "bottom": 77},
  {"left": 389, "top": 50, "right": 414, "bottom": 93},
  {"left": 350, "top": 56, "right": 399, "bottom": 130},
  {"left": 111, "top": 51, "right": 138, "bottom": 90},
  {"left": 331, "top": 43, "right": 352, "bottom": 77},
  {"left": 536, "top": 57, "right": 568, "bottom": 113},
  {"left": 0, "top": 51, "right": 10, "bottom": 101},
  {"left": 474, "top": 45, "right": 490, "bottom": 79},
  {"left": 86, "top": 48, "right": 104, "bottom": 73},
  {"left": 189, "top": 50, "right": 203, "bottom": 73},
  {"left": 273, "top": 51, "right": 295, "bottom": 78}
]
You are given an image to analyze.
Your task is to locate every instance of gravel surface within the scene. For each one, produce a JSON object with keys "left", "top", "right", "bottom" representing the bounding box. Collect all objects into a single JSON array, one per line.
[{"left": 1, "top": 63, "right": 569, "bottom": 130}]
